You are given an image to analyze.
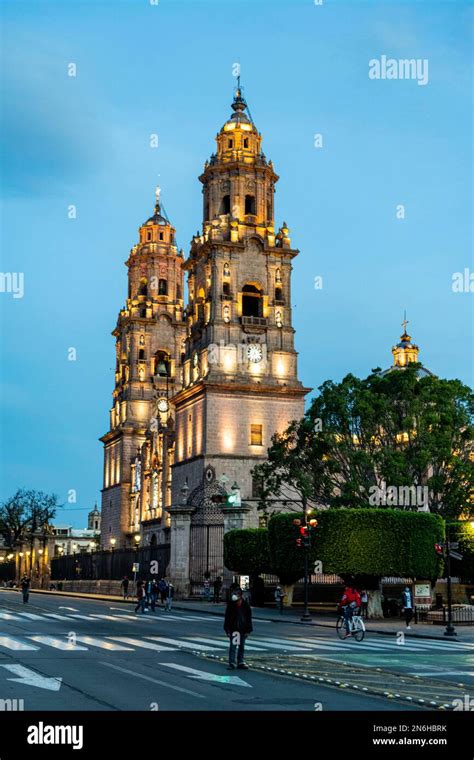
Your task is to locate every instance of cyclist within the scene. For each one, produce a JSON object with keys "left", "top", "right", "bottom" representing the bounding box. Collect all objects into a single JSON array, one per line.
[{"left": 339, "top": 585, "right": 361, "bottom": 638}]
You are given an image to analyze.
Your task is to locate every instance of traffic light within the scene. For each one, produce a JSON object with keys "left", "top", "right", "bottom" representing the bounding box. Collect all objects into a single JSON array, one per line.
[
  {"left": 300, "top": 526, "right": 310, "bottom": 548},
  {"left": 434, "top": 542, "right": 444, "bottom": 556}
]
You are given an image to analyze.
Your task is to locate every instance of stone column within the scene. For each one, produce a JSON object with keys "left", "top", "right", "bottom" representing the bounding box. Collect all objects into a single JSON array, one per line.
[{"left": 167, "top": 504, "right": 195, "bottom": 597}]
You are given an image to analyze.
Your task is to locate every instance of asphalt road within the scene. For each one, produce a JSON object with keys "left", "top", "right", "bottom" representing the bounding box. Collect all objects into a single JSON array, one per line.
[{"left": 0, "top": 590, "right": 469, "bottom": 712}]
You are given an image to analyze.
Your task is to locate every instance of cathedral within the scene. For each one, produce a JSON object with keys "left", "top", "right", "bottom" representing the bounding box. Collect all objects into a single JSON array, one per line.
[{"left": 100, "top": 86, "right": 309, "bottom": 594}]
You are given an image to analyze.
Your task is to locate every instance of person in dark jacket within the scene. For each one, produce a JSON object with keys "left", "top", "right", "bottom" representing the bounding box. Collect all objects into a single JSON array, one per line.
[
  {"left": 213, "top": 576, "right": 222, "bottom": 603},
  {"left": 224, "top": 587, "right": 253, "bottom": 670},
  {"left": 20, "top": 576, "right": 30, "bottom": 604}
]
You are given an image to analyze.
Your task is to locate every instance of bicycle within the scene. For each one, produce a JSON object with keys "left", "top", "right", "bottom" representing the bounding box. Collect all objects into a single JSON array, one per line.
[{"left": 336, "top": 607, "right": 365, "bottom": 642}]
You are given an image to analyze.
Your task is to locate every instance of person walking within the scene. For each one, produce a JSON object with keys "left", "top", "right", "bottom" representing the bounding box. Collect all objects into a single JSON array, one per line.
[
  {"left": 213, "top": 576, "right": 222, "bottom": 603},
  {"left": 164, "top": 582, "right": 174, "bottom": 612},
  {"left": 224, "top": 587, "right": 253, "bottom": 670},
  {"left": 134, "top": 580, "right": 147, "bottom": 614},
  {"left": 203, "top": 578, "right": 211, "bottom": 602},
  {"left": 158, "top": 578, "right": 167, "bottom": 605},
  {"left": 20, "top": 575, "right": 30, "bottom": 604},
  {"left": 274, "top": 585, "right": 285, "bottom": 613},
  {"left": 360, "top": 589, "right": 369, "bottom": 620},
  {"left": 150, "top": 580, "right": 159, "bottom": 612},
  {"left": 401, "top": 586, "right": 414, "bottom": 629},
  {"left": 120, "top": 576, "right": 129, "bottom": 600}
]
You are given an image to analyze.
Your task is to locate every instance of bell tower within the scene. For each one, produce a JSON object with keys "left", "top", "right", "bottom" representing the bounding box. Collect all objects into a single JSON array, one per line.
[
  {"left": 100, "top": 187, "right": 186, "bottom": 547},
  {"left": 171, "top": 85, "right": 309, "bottom": 513}
]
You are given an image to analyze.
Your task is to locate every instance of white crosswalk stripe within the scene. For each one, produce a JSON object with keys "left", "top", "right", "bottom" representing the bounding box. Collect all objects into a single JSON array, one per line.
[
  {"left": 16, "top": 613, "right": 45, "bottom": 620},
  {"left": 107, "top": 637, "right": 175, "bottom": 651},
  {"left": 0, "top": 612, "right": 23, "bottom": 621},
  {"left": 183, "top": 637, "right": 270, "bottom": 652},
  {"left": 0, "top": 635, "right": 39, "bottom": 651},
  {"left": 145, "top": 636, "right": 215, "bottom": 651},
  {"left": 74, "top": 636, "right": 134, "bottom": 651},
  {"left": 29, "top": 636, "right": 88, "bottom": 651}
]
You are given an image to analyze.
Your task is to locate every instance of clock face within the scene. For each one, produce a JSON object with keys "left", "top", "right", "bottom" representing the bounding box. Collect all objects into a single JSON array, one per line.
[
  {"left": 157, "top": 398, "right": 169, "bottom": 413},
  {"left": 247, "top": 344, "right": 263, "bottom": 363}
]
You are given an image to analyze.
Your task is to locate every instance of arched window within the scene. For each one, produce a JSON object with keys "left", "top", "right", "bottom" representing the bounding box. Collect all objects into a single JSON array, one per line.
[
  {"left": 158, "top": 279, "right": 167, "bottom": 296},
  {"left": 146, "top": 230, "right": 152, "bottom": 242},
  {"left": 138, "top": 279, "right": 148, "bottom": 296},
  {"left": 221, "top": 195, "right": 231, "bottom": 214},
  {"left": 138, "top": 349, "right": 145, "bottom": 361},
  {"left": 243, "top": 138, "right": 249, "bottom": 149},
  {"left": 140, "top": 307, "right": 146, "bottom": 318},
  {"left": 176, "top": 283, "right": 182, "bottom": 300},
  {"left": 245, "top": 195, "right": 256, "bottom": 215},
  {"left": 275, "top": 287, "right": 282, "bottom": 302},
  {"left": 242, "top": 284, "right": 263, "bottom": 318},
  {"left": 223, "top": 281, "right": 230, "bottom": 296},
  {"left": 228, "top": 139, "right": 233, "bottom": 149},
  {"left": 154, "top": 351, "right": 170, "bottom": 377}
]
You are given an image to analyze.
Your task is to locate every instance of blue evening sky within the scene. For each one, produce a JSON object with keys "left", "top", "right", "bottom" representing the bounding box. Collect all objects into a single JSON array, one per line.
[{"left": 0, "top": 0, "right": 472, "bottom": 526}]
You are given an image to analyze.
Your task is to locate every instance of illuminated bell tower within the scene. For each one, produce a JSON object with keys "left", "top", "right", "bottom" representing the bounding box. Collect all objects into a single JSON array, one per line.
[
  {"left": 171, "top": 86, "right": 309, "bottom": 514},
  {"left": 100, "top": 187, "right": 185, "bottom": 547}
]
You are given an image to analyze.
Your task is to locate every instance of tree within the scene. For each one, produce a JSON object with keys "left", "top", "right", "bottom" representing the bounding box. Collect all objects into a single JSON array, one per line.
[
  {"left": 267, "top": 510, "right": 444, "bottom": 617},
  {"left": 448, "top": 521, "right": 474, "bottom": 583},
  {"left": 223, "top": 529, "right": 272, "bottom": 576},
  {"left": 257, "top": 366, "right": 474, "bottom": 520},
  {"left": 0, "top": 489, "right": 59, "bottom": 549}
]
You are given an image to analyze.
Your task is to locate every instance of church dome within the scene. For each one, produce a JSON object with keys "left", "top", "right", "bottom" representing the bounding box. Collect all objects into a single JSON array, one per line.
[{"left": 379, "top": 317, "right": 435, "bottom": 378}]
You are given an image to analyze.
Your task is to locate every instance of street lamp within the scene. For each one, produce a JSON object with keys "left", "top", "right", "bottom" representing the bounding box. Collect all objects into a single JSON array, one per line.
[
  {"left": 444, "top": 525, "right": 456, "bottom": 638},
  {"left": 110, "top": 538, "right": 116, "bottom": 580}
]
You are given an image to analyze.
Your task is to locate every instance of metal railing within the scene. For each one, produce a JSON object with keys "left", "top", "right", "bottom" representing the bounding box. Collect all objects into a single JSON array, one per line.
[{"left": 416, "top": 606, "right": 474, "bottom": 626}]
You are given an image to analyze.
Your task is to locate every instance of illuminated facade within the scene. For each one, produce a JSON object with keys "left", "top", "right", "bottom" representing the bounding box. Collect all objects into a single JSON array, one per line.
[
  {"left": 100, "top": 88, "right": 309, "bottom": 590},
  {"left": 100, "top": 189, "right": 186, "bottom": 546}
]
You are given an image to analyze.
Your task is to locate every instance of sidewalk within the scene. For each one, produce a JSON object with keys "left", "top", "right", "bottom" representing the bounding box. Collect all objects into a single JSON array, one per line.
[{"left": 4, "top": 587, "right": 473, "bottom": 642}]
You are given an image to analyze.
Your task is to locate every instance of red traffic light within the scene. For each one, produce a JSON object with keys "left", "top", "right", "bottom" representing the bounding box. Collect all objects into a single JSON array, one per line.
[
  {"left": 299, "top": 526, "right": 308, "bottom": 536},
  {"left": 434, "top": 543, "right": 444, "bottom": 556}
]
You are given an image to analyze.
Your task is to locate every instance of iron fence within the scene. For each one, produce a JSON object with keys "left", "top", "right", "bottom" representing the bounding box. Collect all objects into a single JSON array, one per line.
[
  {"left": 416, "top": 606, "right": 474, "bottom": 626},
  {"left": 51, "top": 544, "right": 170, "bottom": 581}
]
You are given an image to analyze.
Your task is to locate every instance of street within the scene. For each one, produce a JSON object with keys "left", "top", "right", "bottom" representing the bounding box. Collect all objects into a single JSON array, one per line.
[{"left": 0, "top": 590, "right": 471, "bottom": 712}]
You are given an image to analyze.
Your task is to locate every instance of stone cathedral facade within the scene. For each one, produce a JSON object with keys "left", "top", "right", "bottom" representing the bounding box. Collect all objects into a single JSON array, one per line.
[{"left": 100, "top": 88, "right": 309, "bottom": 594}]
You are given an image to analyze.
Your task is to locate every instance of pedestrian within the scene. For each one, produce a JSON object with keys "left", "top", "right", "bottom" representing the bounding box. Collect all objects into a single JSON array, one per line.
[
  {"left": 120, "top": 576, "right": 129, "bottom": 600},
  {"left": 150, "top": 579, "right": 159, "bottom": 612},
  {"left": 165, "top": 582, "right": 174, "bottom": 612},
  {"left": 224, "top": 587, "right": 252, "bottom": 670},
  {"left": 203, "top": 577, "right": 211, "bottom": 602},
  {"left": 360, "top": 589, "right": 369, "bottom": 619},
  {"left": 158, "top": 578, "right": 167, "bottom": 605},
  {"left": 134, "top": 580, "right": 147, "bottom": 614},
  {"left": 401, "top": 586, "right": 414, "bottom": 630},
  {"left": 274, "top": 585, "right": 285, "bottom": 613},
  {"left": 20, "top": 575, "right": 30, "bottom": 604},
  {"left": 213, "top": 576, "right": 222, "bottom": 603}
]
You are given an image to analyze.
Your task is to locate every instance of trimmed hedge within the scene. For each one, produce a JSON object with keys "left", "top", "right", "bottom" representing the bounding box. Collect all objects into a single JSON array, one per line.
[
  {"left": 268, "top": 509, "right": 445, "bottom": 583},
  {"left": 223, "top": 528, "right": 272, "bottom": 575}
]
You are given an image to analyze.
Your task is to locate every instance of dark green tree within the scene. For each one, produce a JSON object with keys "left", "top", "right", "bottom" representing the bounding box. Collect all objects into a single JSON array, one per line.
[
  {"left": 255, "top": 366, "right": 473, "bottom": 520},
  {"left": 0, "top": 489, "right": 59, "bottom": 549}
]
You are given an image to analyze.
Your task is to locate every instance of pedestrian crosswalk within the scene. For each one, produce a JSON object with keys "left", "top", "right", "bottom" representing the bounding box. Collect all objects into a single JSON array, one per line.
[{"left": 0, "top": 628, "right": 471, "bottom": 656}]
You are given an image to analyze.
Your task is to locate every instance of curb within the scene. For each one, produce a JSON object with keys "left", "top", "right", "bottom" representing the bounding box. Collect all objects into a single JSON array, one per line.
[{"left": 197, "top": 653, "right": 454, "bottom": 711}]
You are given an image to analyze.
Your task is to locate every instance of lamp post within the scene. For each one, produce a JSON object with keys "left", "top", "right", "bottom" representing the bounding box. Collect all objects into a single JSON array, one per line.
[
  {"left": 110, "top": 538, "right": 116, "bottom": 580},
  {"left": 444, "top": 524, "right": 456, "bottom": 637},
  {"left": 38, "top": 548, "right": 44, "bottom": 589},
  {"left": 133, "top": 534, "right": 141, "bottom": 594}
]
